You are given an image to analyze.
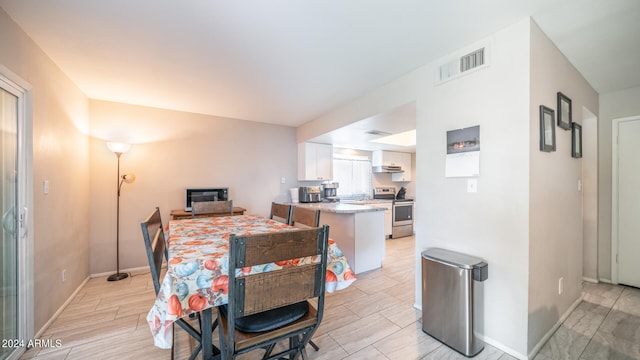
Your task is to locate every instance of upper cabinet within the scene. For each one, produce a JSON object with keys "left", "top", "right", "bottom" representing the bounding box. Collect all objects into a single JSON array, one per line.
[
  {"left": 298, "top": 142, "right": 333, "bottom": 181},
  {"left": 372, "top": 150, "right": 402, "bottom": 167},
  {"left": 391, "top": 154, "right": 411, "bottom": 182},
  {"left": 372, "top": 150, "right": 412, "bottom": 182}
]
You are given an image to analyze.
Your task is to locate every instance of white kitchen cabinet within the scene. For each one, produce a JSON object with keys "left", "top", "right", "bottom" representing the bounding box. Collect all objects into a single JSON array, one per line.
[
  {"left": 318, "top": 209, "right": 385, "bottom": 274},
  {"left": 373, "top": 150, "right": 412, "bottom": 181},
  {"left": 392, "top": 152, "right": 412, "bottom": 182},
  {"left": 298, "top": 142, "right": 333, "bottom": 181},
  {"left": 367, "top": 202, "right": 393, "bottom": 237},
  {"left": 372, "top": 150, "right": 403, "bottom": 167}
]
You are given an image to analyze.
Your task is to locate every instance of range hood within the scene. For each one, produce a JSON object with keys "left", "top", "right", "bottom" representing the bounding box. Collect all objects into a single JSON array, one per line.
[{"left": 372, "top": 165, "right": 404, "bottom": 173}]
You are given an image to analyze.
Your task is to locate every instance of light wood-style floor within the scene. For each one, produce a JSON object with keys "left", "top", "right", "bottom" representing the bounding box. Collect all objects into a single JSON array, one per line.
[{"left": 20, "top": 235, "right": 640, "bottom": 359}]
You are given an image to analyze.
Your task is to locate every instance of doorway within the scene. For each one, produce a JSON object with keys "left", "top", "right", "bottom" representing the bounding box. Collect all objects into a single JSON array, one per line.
[
  {"left": 0, "top": 72, "right": 31, "bottom": 360},
  {"left": 612, "top": 116, "right": 640, "bottom": 287}
]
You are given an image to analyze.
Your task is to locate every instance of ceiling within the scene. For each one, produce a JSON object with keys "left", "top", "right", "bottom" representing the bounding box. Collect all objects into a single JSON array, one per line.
[{"left": 1, "top": 0, "right": 639, "bottom": 151}]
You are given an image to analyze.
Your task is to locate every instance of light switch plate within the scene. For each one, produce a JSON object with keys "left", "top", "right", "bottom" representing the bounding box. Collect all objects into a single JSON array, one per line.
[{"left": 467, "top": 179, "right": 477, "bottom": 193}]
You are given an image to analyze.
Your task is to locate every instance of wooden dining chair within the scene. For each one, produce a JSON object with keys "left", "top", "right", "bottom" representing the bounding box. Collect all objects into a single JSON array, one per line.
[
  {"left": 217, "top": 225, "right": 330, "bottom": 360},
  {"left": 269, "top": 202, "right": 292, "bottom": 224},
  {"left": 290, "top": 206, "right": 321, "bottom": 228},
  {"left": 191, "top": 200, "right": 233, "bottom": 218},
  {"left": 141, "top": 207, "right": 215, "bottom": 360},
  {"left": 289, "top": 206, "right": 322, "bottom": 351}
]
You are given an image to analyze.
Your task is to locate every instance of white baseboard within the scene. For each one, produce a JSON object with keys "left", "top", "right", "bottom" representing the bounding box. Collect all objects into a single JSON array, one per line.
[
  {"left": 90, "top": 265, "right": 150, "bottom": 278},
  {"left": 599, "top": 278, "right": 612, "bottom": 284},
  {"left": 414, "top": 295, "right": 583, "bottom": 360},
  {"left": 582, "top": 277, "right": 599, "bottom": 283},
  {"left": 482, "top": 335, "right": 527, "bottom": 359},
  {"left": 527, "top": 295, "right": 583, "bottom": 359},
  {"left": 34, "top": 276, "right": 90, "bottom": 338},
  {"left": 35, "top": 266, "right": 156, "bottom": 337},
  {"left": 413, "top": 302, "right": 527, "bottom": 359}
]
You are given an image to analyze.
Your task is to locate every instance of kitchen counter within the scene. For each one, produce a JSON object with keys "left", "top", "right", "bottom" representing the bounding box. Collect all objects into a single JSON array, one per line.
[
  {"left": 289, "top": 201, "right": 385, "bottom": 274},
  {"left": 290, "top": 202, "right": 385, "bottom": 213},
  {"left": 340, "top": 199, "right": 395, "bottom": 205}
]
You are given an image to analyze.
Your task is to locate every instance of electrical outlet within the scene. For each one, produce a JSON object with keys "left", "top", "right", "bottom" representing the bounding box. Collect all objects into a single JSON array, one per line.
[
  {"left": 62, "top": 269, "right": 66, "bottom": 282},
  {"left": 558, "top": 277, "right": 564, "bottom": 295}
]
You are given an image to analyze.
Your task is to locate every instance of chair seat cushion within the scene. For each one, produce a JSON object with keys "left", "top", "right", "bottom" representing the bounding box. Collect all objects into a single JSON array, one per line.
[{"left": 220, "top": 301, "right": 309, "bottom": 333}]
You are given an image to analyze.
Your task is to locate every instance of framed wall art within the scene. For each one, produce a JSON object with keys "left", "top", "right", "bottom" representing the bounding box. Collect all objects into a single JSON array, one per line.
[
  {"left": 539, "top": 105, "right": 556, "bottom": 152},
  {"left": 572, "top": 122, "right": 582, "bottom": 158},
  {"left": 557, "top": 92, "right": 572, "bottom": 130}
]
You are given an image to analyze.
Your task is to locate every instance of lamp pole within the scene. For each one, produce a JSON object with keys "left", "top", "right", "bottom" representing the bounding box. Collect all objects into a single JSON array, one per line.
[
  {"left": 106, "top": 141, "right": 134, "bottom": 282},
  {"left": 108, "top": 151, "right": 128, "bottom": 281}
]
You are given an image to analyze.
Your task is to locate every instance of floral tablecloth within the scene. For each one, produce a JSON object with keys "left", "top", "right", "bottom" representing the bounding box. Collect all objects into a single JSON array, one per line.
[{"left": 146, "top": 214, "right": 356, "bottom": 349}]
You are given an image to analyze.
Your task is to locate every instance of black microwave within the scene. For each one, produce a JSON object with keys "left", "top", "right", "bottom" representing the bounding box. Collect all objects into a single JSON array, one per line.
[{"left": 185, "top": 187, "right": 228, "bottom": 211}]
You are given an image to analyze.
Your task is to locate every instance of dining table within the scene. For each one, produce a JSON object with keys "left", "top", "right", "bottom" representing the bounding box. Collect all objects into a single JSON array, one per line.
[{"left": 146, "top": 214, "right": 357, "bottom": 358}]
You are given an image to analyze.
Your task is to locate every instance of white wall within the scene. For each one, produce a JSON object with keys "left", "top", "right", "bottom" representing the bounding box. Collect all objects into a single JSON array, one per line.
[
  {"left": 0, "top": 8, "right": 91, "bottom": 334},
  {"left": 528, "top": 21, "right": 598, "bottom": 354},
  {"left": 598, "top": 86, "right": 640, "bottom": 282},
  {"left": 297, "top": 70, "right": 418, "bottom": 143},
  {"left": 582, "top": 109, "right": 598, "bottom": 282},
  {"left": 89, "top": 100, "right": 298, "bottom": 274},
  {"left": 418, "top": 20, "right": 532, "bottom": 357}
]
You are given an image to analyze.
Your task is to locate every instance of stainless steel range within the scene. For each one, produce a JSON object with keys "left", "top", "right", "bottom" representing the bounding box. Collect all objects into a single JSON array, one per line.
[
  {"left": 392, "top": 199, "right": 414, "bottom": 238},
  {"left": 373, "top": 187, "right": 414, "bottom": 238}
]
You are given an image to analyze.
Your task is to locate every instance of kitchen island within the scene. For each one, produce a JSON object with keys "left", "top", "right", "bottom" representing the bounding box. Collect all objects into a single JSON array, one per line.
[{"left": 291, "top": 202, "right": 385, "bottom": 274}]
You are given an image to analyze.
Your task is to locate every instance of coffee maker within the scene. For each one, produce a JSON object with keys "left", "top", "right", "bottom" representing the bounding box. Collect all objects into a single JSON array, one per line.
[{"left": 322, "top": 182, "right": 339, "bottom": 201}]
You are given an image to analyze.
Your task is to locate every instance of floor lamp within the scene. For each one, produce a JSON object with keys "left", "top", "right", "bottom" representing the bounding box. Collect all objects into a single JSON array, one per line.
[{"left": 106, "top": 142, "right": 136, "bottom": 281}]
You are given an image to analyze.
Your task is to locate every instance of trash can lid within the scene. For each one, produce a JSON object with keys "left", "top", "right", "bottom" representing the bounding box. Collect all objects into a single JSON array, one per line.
[{"left": 421, "top": 248, "right": 486, "bottom": 269}]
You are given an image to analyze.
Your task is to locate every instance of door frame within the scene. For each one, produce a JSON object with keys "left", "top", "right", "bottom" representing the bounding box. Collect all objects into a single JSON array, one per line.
[
  {"left": 611, "top": 115, "right": 640, "bottom": 284},
  {"left": 0, "top": 65, "right": 34, "bottom": 360}
]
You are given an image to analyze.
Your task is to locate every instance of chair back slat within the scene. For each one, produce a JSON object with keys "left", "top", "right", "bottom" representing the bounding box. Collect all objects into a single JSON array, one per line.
[
  {"left": 290, "top": 207, "right": 320, "bottom": 228},
  {"left": 238, "top": 265, "right": 321, "bottom": 316},
  {"left": 192, "top": 200, "right": 233, "bottom": 217},
  {"left": 269, "top": 202, "right": 292, "bottom": 224},
  {"left": 140, "top": 207, "right": 166, "bottom": 294},
  {"left": 232, "top": 228, "right": 321, "bottom": 268}
]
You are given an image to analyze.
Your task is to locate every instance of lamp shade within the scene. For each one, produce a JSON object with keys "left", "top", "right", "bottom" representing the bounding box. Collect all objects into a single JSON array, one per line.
[
  {"left": 122, "top": 173, "right": 136, "bottom": 184},
  {"left": 107, "top": 142, "right": 131, "bottom": 154}
]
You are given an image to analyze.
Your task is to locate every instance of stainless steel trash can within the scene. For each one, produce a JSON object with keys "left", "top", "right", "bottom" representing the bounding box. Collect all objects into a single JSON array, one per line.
[{"left": 421, "top": 248, "right": 488, "bottom": 357}]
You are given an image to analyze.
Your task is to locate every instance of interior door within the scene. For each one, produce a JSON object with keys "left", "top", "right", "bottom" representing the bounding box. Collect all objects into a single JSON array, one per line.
[
  {"left": 616, "top": 118, "right": 640, "bottom": 288},
  {"left": 0, "top": 77, "right": 26, "bottom": 360}
]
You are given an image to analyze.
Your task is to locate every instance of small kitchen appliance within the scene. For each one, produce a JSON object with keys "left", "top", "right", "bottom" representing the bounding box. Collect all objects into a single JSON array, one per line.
[
  {"left": 321, "top": 182, "right": 339, "bottom": 201},
  {"left": 298, "top": 186, "right": 322, "bottom": 203},
  {"left": 185, "top": 187, "right": 228, "bottom": 211},
  {"left": 396, "top": 187, "right": 407, "bottom": 200},
  {"left": 290, "top": 187, "right": 299, "bottom": 203}
]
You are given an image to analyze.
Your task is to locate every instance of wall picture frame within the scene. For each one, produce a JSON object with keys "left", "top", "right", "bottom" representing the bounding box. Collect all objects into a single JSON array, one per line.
[
  {"left": 557, "top": 92, "right": 572, "bottom": 130},
  {"left": 540, "top": 105, "right": 556, "bottom": 152},
  {"left": 572, "top": 122, "right": 582, "bottom": 158}
]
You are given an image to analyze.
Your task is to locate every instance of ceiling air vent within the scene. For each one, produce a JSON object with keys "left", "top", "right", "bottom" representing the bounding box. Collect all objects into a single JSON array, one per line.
[
  {"left": 365, "top": 130, "right": 392, "bottom": 136},
  {"left": 438, "top": 46, "right": 488, "bottom": 83}
]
